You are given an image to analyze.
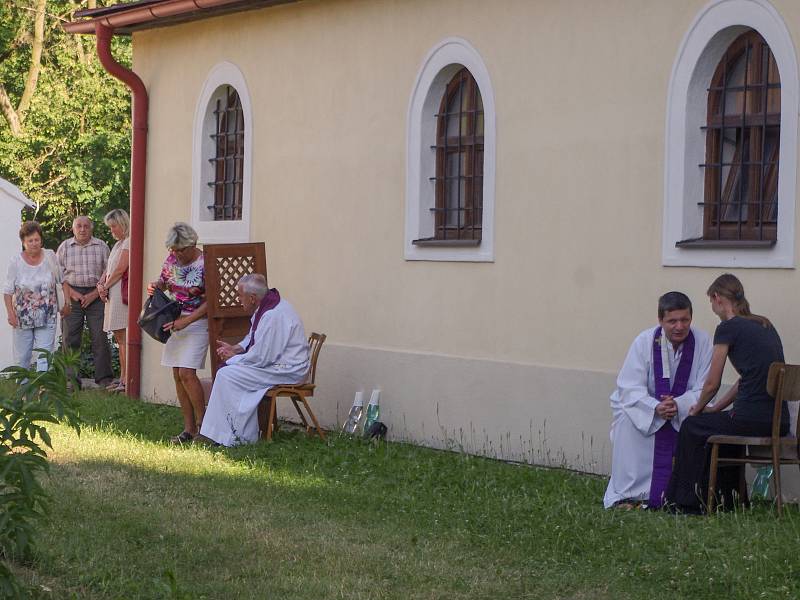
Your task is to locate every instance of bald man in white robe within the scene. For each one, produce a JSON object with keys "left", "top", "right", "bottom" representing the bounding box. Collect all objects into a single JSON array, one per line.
[{"left": 200, "top": 275, "right": 309, "bottom": 446}]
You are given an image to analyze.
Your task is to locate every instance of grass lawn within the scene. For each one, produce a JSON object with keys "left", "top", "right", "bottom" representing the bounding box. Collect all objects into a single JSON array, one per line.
[{"left": 9, "top": 391, "right": 800, "bottom": 599}]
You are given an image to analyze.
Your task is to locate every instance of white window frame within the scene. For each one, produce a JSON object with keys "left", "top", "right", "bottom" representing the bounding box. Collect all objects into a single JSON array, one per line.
[
  {"left": 405, "top": 37, "right": 496, "bottom": 262},
  {"left": 191, "top": 61, "right": 253, "bottom": 244},
  {"left": 663, "top": 0, "right": 798, "bottom": 268}
]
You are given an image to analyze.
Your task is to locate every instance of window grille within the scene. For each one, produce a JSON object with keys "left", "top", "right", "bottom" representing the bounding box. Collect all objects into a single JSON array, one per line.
[
  {"left": 208, "top": 86, "right": 244, "bottom": 221},
  {"left": 418, "top": 67, "right": 484, "bottom": 244},
  {"left": 699, "top": 30, "right": 780, "bottom": 243}
]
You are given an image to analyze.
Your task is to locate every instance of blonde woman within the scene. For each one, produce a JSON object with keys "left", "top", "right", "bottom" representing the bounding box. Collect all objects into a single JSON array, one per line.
[
  {"left": 97, "top": 209, "right": 130, "bottom": 393},
  {"left": 147, "top": 222, "right": 208, "bottom": 443}
]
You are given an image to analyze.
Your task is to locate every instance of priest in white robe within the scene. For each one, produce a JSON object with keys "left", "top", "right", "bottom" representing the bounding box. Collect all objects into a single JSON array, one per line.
[
  {"left": 200, "top": 274, "right": 310, "bottom": 446},
  {"left": 603, "top": 291, "right": 712, "bottom": 509}
]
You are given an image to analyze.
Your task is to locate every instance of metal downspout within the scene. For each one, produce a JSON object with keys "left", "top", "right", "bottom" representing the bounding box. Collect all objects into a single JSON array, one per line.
[{"left": 95, "top": 23, "right": 147, "bottom": 398}]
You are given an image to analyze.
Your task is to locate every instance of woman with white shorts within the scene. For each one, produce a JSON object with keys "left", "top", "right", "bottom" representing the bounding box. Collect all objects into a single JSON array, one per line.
[{"left": 147, "top": 222, "right": 208, "bottom": 444}]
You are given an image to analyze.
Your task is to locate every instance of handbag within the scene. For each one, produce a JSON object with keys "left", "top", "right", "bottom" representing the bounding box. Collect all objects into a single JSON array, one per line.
[
  {"left": 137, "top": 287, "right": 180, "bottom": 344},
  {"left": 44, "top": 250, "right": 65, "bottom": 310},
  {"left": 121, "top": 269, "right": 129, "bottom": 306}
]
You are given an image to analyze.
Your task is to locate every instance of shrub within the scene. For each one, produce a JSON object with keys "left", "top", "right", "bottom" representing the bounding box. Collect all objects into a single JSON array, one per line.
[
  {"left": 57, "top": 326, "right": 120, "bottom": 380},
  {"left": 0, "top": 350, "right": 81, "bottom": 595}
]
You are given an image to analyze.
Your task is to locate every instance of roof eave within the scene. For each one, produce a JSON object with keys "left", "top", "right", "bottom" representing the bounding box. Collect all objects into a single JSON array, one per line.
[
  {"left": 63, "top": 0, "right": 297, "bottom": 35},
  {"left": 0, "top": 179, "right": 35, "bottom": 209}
]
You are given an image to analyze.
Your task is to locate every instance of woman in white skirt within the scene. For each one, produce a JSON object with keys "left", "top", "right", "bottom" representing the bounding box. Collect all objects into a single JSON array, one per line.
[
  {"left": 97, "top": 209, "right": 130, "bottom": 393},
  {"left": 147, "top": 222, "right": 208, "bottom": 444}
]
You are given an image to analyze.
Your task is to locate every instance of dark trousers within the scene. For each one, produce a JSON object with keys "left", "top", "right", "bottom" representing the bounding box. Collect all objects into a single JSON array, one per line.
[
  {"left": 665, "top": 412, "right": 785, "bottom": 511},
  {"left": 62, "top": 285, "right": 113, "bottom": 383}
]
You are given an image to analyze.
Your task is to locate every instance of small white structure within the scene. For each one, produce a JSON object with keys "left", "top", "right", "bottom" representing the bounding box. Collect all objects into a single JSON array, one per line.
[{"left": 0, "top": 178, "right": 34, "bottom": 371}]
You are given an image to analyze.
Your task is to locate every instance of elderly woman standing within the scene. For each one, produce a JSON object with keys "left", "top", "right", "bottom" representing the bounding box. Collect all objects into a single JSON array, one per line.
[
  {"left": 3, "top": 221, "right": 70, "bottom": 370},
  {"left": 97, "top": 209, "right": 130, "bottom": 393},
  {"left": 147, "top": 222, "right": 208, "bottom": 443}
]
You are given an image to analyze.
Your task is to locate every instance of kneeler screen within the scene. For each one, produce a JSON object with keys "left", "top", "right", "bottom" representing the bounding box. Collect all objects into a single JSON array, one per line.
[{"left": 203, "top": 242, "right": 268, "bottom": 378}]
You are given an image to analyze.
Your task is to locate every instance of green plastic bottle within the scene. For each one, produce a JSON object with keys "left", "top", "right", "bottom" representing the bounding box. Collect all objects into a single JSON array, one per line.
[
  {"left": 751, "top": 466, "right": 773, "bottom": 499},
  {"left": 363, "top": 390, "right": 380, "bottom": 434}
]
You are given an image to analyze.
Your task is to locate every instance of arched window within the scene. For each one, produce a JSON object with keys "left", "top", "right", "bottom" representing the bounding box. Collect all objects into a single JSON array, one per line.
[
  {"left": 405, "top": 38, "right": 495, "bottom": 262},
  {"left": 433, "top": 67, "right": 483, "bottom": 242},
  {"left": 662, "top": 0, "right": 798, "bottom": 268},
  {"left": 192, "top": 62, "right": 252, "bottom": 244},
  {"left": 210, "top": 86, "right": 244, "bottom": 221},
  {"left": 702, "top": 30, "right": 779, "bottom": 242}
]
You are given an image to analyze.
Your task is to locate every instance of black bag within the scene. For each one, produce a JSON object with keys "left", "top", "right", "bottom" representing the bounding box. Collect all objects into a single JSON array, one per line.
[
  {"left": 138, "top": 288, "right": 181, "bottom": 344},
  {"left": 365, "top": 421, "right": 387, "bottom": 440}
]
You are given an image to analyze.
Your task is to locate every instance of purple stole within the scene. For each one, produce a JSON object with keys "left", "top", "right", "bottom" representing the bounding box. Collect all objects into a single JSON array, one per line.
[
  {"left": 220, "top": 288, "right": 280, "bottom": 368},
  {"left": 648, "top": 327, "right": 695, "bottom": 507},
  {"left": 245, "top": 288, "right": 281, "bottom": 352}
]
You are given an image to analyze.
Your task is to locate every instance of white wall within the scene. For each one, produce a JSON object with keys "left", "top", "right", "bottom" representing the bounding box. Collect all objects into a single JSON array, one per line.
[{"left": 0, "top": 190, "right": 26, "bottom": 371}]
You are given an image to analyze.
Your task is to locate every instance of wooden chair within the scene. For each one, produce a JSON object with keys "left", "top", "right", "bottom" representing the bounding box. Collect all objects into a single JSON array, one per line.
[
  {"left": 707, "top": 362, "right": 800, "bottom": 516},
  {"left": 257, "top": 332, "right": 327, "bottom": 441}
]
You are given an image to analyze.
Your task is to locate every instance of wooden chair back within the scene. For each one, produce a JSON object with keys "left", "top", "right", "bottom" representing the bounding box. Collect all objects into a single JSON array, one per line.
[
  {"left": 306, "top": 332, "right": 326, "bottom": 385},
  {"left": 767, "top": 363, "right": 800, "bottom": 439},
  {"left": 203, "top": 242, "right": 267, "bottom": 376}
]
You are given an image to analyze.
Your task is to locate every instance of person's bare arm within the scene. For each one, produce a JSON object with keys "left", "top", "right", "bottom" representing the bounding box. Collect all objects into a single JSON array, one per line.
[
  {"left": 704, "top": 380, "right": 738, "bottom": 413},
  {"left": 216, "top": 340, "right": 245, "bottom": 361},
  {"left": 65, "top": 282, "right": 83, "bottom": 303},
  {"left": 689, "top": 344, "right": 729, "bottom": 416},
  {"left": 4, "top": 293, "right": 18, "bottom": 328},
  {"left": 60, "top": 282, "right": 71, "bottom": 316},
  {"left": 103, "top": 249, "right": 129, "bottom": 289},
  {"left": 80, "top": 288, "right": 100, "bottom": 308}
]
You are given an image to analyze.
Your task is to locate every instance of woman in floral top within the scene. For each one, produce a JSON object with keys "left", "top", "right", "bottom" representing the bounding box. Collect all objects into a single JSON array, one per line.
[
  {"left": 3, "top": 221, "right": 70, "bottom": 370},
  {"left": 147, "top": 222, "right": 208, "bottom": 444}
]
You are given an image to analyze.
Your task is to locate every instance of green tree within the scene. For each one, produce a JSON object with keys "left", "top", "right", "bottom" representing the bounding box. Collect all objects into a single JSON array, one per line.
[{"left": 0, "top": 1, "right": 131, "bottom": 248}]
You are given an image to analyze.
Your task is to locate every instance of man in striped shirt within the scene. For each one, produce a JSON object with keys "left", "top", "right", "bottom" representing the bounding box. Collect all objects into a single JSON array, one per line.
[{"left": 56, "top": 216, "right": 113, "bottom": 386}]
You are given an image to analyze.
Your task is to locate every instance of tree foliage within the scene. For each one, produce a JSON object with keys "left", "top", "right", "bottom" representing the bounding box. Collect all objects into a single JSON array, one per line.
[{"left": 0, "top": 1, "right": 131, "bottom": 248}]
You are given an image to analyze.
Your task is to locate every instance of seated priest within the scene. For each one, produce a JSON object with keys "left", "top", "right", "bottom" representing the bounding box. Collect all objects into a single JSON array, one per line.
[
  {"left": 603, "top": 291, "right": 713, "bottom": 509},
  {"left": 199, "top": 273, "right": 310, "bottom": 446}
]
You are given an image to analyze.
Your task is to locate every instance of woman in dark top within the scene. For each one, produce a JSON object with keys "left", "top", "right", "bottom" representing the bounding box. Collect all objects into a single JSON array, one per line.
[{"left": 665, "top": 273, "right": 788, "bottom": 512}]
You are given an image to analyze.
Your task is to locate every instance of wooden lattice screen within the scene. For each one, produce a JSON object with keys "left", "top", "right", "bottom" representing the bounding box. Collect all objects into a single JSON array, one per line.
[{"left": 203, "top": 242, "right": 267, "bottom": 376}]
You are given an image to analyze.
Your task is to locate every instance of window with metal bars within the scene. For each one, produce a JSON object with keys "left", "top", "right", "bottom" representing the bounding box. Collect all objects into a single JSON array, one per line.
[
  {"left": 416, "top": 67, "right": 483, "bottom": 244},
  {"left": 695, "top": 30, "right": 780, "bottom": 245},
  {"left": 208, "top": 86, "right": 244, "bottom": 221}
]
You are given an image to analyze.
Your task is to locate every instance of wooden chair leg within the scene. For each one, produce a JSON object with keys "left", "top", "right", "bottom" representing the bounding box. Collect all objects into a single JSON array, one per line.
[
  {"left": 257, "top": 398, "right": 268, "bottom": 440},
  {"left": 291, "top": 395, "right": 310, "bottom": 431},
  {"left": 738, "top": 462, "right": 748, "bottom": 508},
  {"left": 267, "top": 394, "right": 277, "bottom": 441},
  {"left": 299, "top": 396, "right": 326, "bottom": 440},
  {"left": 772, "top": 445, "right": 783, "bottom": 517},
  {"left": 708, "top": 443, "right": 720, "bottom": 514}
]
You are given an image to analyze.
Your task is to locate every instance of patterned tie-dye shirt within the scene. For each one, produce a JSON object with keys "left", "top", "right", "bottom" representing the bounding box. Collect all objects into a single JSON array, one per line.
[
  {"left": 3, "top": 251, "right": 58, "bottom": 329},
  {"left": 158, "top": 252, "right": 205, "bottom": 313}
]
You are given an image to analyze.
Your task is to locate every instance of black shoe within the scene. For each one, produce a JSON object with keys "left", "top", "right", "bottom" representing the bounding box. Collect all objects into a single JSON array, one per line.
[
  {"left": 169, "top": 431, "right": 194, "bottom": 445},
  {"left": 662, "top": 502, "right": 704, "bottom": 515}
]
